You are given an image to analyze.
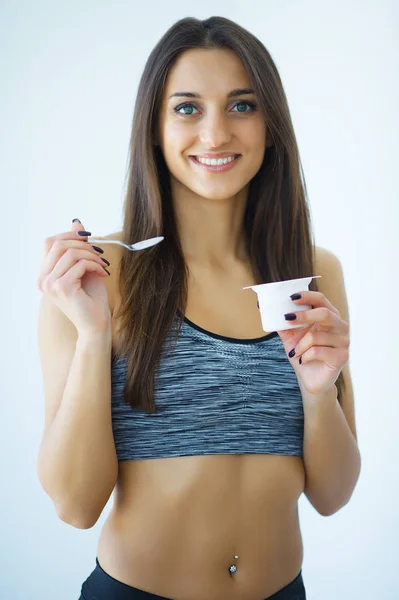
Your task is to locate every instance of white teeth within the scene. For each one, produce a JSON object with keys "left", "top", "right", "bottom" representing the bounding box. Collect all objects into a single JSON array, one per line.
[{"left": 195, "top": 155, "right": 236, "bottom": 166}]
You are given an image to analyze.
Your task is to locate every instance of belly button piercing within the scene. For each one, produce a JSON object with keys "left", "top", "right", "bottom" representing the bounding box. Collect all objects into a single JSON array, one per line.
[{"left": 228, "top": 555, "right": 239, "bottom": 575}]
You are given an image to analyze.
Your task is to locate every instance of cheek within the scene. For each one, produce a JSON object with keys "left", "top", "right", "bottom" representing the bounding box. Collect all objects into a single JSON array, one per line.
[
  {"left": 241, "top": 119, "right": 266, "bottom": 150},
  {"left": 163, "top": 119, "right": 192, "bottom": 142},
  {"left": 161, "top": 122, "right": 193, "bottom": 161}
]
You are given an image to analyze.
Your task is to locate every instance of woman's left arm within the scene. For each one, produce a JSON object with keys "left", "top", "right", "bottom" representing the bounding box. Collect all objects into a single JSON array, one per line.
[
  {"left": 278, "top": 247, "right": 361, "bottom": 516},
  {"left": 301, "top": 382, "right": 361, "bottom": 517}
]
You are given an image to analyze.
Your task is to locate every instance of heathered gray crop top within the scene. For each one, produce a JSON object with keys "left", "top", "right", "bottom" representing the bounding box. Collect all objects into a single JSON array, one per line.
[{"left": 111, "top": 313, "right": 304, "bottom": 461}]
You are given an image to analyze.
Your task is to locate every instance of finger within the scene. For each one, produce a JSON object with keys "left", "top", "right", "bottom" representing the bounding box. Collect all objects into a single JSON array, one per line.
[
  {"left": 47, "top": 259, "right": 108, "bottom": 296},
  {"left": 71, "top": 218, "right": 90, "bottom": 238},
  {"left": 299, "top": 344, "right": 349, "bottom": 368},
  {"left": 42, "top": 218, "right": 90, "bottom": 261},
  {"left": 40, "top": 246, "right": 109, "bottom": 293},
  {"left": 70, "top": 218, "right": 92, "bottom": 244},
  {"left": 39, "top": 238, "right": 105, "bottom": 282},
  {"left": 292, "top": 330, "right": 350, "bottom": 360},
  {"left": 291, "top": 290, "right": 340, "bottom": 317},
  {"left": 286, "top": 306, "right": 348, "bottom": 332}
]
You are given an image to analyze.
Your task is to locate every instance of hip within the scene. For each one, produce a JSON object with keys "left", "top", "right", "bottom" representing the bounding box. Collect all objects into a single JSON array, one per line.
[
  {"left": 93, "top": 509, "right": 304, "bottom": 600},
  {"left": 80, "top": 557, "right": 306, "bottom": 600}
]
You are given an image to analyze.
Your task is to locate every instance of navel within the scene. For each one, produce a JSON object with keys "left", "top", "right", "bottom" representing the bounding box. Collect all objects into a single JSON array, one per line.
[{"left": 228, "top": 555, "right": 239, "bottom": 576}]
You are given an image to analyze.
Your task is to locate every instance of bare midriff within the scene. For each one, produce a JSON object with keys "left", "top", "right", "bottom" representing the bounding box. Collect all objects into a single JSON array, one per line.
[
  {"left": 97, "top": 248, "right": 306, "bottom": 599},
  {"left": 96, "top": 454, "right": 305, "bottom": 600}
]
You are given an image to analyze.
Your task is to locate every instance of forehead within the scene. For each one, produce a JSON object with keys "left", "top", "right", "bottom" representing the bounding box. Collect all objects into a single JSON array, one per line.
[{"left": 164, "top": 48, "right": 251, "bottom": 96}]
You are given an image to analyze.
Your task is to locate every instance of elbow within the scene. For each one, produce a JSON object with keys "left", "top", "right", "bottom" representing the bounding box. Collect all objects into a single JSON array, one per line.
[
  {"left": 317, "top": 501, "right": 347, "bottom": 517},
  {"left": 317, "top": 496, "right": 353, "bottom": 517},
  {"left": 309, "top": 451, "right": 362, "bottom": 518},
  {"left": 37, "top": 476, "right": 99, "bottom": 529},
  {"left": 315, "top": 481, "right": 360, "bottom": 517},
  {"left": 55, "top": 503, "right": 99, "bottom": 529},
  {"left": 56, "top": 509, "right": 98, "bottom": 529},
  {"left": 307, "top": 480, "right": 360, "bottom": 517}
]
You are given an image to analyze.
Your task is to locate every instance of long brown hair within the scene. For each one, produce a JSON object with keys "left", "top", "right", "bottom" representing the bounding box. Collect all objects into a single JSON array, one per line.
[{"left": 113, "top": 16, "right": 345, "bottom": 412}]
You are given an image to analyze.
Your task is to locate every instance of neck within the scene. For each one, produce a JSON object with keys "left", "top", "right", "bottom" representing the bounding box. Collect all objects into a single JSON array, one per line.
[{"left": 171, "top": 178, "right": 250, "bottom": 269}]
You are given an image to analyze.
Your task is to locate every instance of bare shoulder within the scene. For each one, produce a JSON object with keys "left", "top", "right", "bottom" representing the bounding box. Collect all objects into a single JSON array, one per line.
[{"left": 92, "top": 230, "right": 124, "bottom": 315}]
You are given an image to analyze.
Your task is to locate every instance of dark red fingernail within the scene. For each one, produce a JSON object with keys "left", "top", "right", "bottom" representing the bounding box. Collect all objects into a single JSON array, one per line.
[
  {"left": 284, "top": 313, "right": 297, "bottom": 320},
  {"left": 299, "top": 357, "right": 302, "bottom": 365},
  {"left": 290, "top": 293, "right": 301, "bottom": 300},
  {"left": 72, "top": 218, "right": 81, "bottom": 223},
  {"left": 77, "top": 231, "right": 91, "bottom": 236},
  {"left": 288, "top": 348, "right": 296, "bottom": 358}
]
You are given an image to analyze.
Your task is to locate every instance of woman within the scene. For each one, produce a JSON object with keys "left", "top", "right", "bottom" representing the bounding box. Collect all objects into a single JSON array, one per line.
[{"left": 37, "top": 16, "right": 361, "bottom": 600}]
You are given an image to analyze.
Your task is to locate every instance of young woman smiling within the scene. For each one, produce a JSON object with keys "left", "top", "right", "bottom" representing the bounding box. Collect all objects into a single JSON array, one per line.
[{"left": 37, "top": 16, "right": 361, "bottom": 600}]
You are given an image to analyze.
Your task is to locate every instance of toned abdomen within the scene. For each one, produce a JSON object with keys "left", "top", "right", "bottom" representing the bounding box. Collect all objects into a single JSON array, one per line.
[{"left": 97, "top": 453, "right": 305, "bottom": 600}]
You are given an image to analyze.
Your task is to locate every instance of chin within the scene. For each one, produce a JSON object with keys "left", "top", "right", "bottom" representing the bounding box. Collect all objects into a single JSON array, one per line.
[
  {"left": 194, "top": 185, "right": 245, "bottom": 201},
  {"left": 170, "top": 169, "right": 252, "bottom": 201}
]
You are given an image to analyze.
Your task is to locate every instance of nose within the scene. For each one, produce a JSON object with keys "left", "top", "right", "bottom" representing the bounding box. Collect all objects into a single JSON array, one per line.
[{"left": 199, "top": 111, "right": 232, "bottom": 148}]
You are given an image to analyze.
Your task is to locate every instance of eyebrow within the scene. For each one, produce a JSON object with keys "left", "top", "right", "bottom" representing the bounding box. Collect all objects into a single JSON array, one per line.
[{"left": 168, "top": 88, "right": 255, "bottom": 100}]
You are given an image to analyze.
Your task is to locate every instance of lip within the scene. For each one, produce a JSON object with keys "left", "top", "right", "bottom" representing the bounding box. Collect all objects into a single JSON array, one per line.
[{"left": 189, "top": 154, "right": 241, "bottom": 173}]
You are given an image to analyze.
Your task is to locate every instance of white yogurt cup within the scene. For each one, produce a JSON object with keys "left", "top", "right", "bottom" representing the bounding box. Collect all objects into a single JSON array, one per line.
[{"left": 243, "top": 276, "right": 321, "bottom": 332}]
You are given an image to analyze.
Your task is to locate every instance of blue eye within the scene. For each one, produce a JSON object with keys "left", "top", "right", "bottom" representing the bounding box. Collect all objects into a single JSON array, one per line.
[
  {"left": 174, "top": 100, "right": 257, "bottom": 116},
  {"left": 232, "top": 101, "right": 256, "bottom": 113},
  {"left": 175, "top": 103, "right": 199, "bottom": 116}
]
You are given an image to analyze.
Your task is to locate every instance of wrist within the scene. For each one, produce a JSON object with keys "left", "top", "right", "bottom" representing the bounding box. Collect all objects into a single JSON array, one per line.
[
  {"left": 76, "top": 327, "right": 112, "bottom": 348},
  {"left": 300, "top": 384, "right": 338, "bottom": 407}
]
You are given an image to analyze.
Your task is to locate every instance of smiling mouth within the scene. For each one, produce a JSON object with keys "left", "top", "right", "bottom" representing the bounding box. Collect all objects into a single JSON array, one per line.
[
  {"left": 188, "top": 154, "right": 242, "bottom": 173},
  {"left": 190, "top": 154, "right": 241, "bottom": 166}
]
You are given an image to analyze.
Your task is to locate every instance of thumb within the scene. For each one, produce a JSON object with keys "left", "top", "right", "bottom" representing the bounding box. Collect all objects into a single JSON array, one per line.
[{"left": 71, "top": 217, "right": 89, "bottom": 239}]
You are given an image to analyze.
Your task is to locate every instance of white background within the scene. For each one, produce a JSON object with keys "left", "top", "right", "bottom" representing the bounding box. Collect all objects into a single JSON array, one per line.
[{"left": 1, "top": 1, "right": 398, "bottom": 598}]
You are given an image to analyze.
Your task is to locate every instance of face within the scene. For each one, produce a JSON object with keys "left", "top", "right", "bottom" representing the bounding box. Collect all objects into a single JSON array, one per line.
[{"left": 158, "top": 48, "right": 268, "bottom": 201}]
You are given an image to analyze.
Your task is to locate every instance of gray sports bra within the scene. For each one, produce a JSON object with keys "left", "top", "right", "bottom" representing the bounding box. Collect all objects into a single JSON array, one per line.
[{"left": 111, "top": 313, "right": 304, "bottom": 461}]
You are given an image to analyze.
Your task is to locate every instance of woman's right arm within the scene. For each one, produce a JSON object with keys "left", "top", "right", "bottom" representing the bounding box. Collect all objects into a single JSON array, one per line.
[{"left": 36, "top": 221, "right": 119, "bottom": 529}]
